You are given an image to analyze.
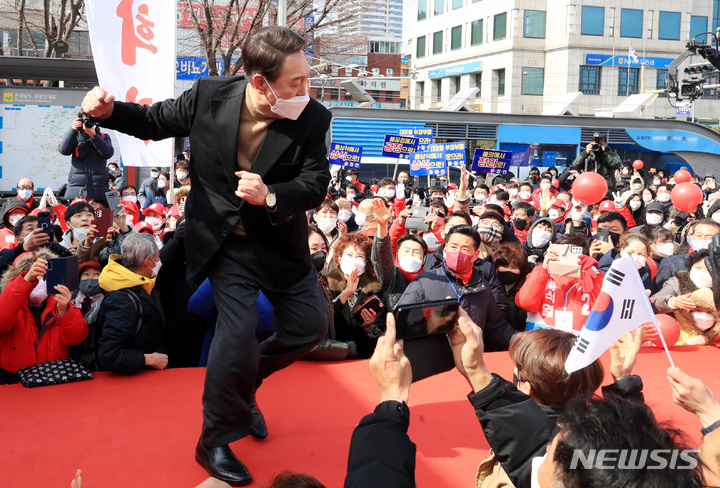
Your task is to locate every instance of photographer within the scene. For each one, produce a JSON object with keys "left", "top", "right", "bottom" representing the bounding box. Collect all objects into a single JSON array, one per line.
[
  {"left": 571, "top": 132, "right": 621, "bottom": 198},
  {"left": 59, "top": 112, "right": 115, "bottom": 205}
]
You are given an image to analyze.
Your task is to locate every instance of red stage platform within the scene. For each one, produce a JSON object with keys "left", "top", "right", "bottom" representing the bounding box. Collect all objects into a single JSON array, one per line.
[{"left": 1, "top": 346, "right": 718, "bottom": 488}]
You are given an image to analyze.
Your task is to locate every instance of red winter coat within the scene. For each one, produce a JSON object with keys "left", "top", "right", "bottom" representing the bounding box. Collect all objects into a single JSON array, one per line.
[
  {"left": 0, "top": 275, "right": 88, "bottom": 372},
  {"left": 0, "top": 227, "right": 16, "bottom": 251},
  {"left": 515, "top": 265, "right": 603, "bottom": 332}
]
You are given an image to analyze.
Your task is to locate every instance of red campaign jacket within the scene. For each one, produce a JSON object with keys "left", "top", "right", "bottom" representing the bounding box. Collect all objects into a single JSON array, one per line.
[
  {"left": 0, "top": 228, "right": 16, "bottom": 251},
  {"left": 515, "top": 265, "right": 603, "bottom": 332},
  {"left": 0, "top": 276, "right": 88, "bottom": 373}
]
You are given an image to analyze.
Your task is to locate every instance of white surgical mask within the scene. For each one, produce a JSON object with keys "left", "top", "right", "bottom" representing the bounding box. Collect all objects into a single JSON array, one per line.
[
  {"left": 690, "top": 269, "right": 713, "bottom": 289},
  {"left": 338, "top": 209, "right": 352, "bottom": 222},
  {"left": 355, "top": 212, "right": 367, "bottom": 226},
  {"left": 693, "top": 239, "right": 712, "bottom": 251},
  {"left": 633, "top": 183, "right": 642, "bottom": 190},
  {"left": 263, "top": 77, "right": 310, "bottom": 120},
  {"left": 423, "top": 232, "right": 440, "bottom": 252},
  {"left": 508, "top": 188, "right": 518, "bottom": 197},
  {"left": 531, "top": 228, "right": 552, "bottom": 248},
  {"left": 73, "top": 226, "right": 89, "bottom": 242},
  {"left": 150, "top": 171, "right": 159, "bottom": 179},
  {"left": 692, "top": 311, "right": 716, "bottom": 331},
  {"left": 645, "top": 213, "right": 663, "bottom": 225},
  {"left": 176, "top": 171, "right": 188, "bottom": 181},
  {"left": 148, "top": 257, "right": 162, "bottom": 277},
  {"left": 519, "top": 191, "right": 531, "bottom": 200},
  {"left": 122, "top": 195, "right": 137, "bottom": 203},
  {"left": 628, "top": 253, "right": 646, "bottom": 269},
  {"left": 642, "top": 193, "right": 653, "bottom": 203},
  {"left": 347, "top": 193, "right": 355, "bottom": 202},
  {"left": 158, "top": 180, "right": 167, "bottom": 189},
  {"left": 713, "top": 213, "right": 720, "bottom": 224},
  {"left": 8, "top": 214, "right": 23, "bottom": 227},
  {"left": 145, "top": 216, "right": 163, "bottom": 232},
  {"left": 656, "top": 242, "right": 674, "bottom": 257},
  {"left": 29, "top": 279, "right": 48, "bottom": 305},
  {"left": 399, "top": 255, "right": 423, "bottom": 273},
  {"left": 317, "top": 217, "right": 337, "bottom": 234},
  {"left": 540, "top": 182, "right": 551, "bottom": 191},
  {"left": 653, "top": 179, "right": 661, "bottom": 186},
  {"left": 475, "top": 194, "right": 487, "bottom": 202},
  {"left": 548, "top": 209, "right": 560, "bottom": 220},
  {"left": 17, "top": 189, "right": 32, "bottom": 201},
  {"left": 384, "top": 189, "right": 396, "bottom": 199},
  {"left": 629, "top": 201, "right": 641, "bottom": 211},
  {"left": 340, "top": 256, "right": 365, "bottom": 277},
  {"left": 657, "top": 193, "right": 670, "bottom": 203}
]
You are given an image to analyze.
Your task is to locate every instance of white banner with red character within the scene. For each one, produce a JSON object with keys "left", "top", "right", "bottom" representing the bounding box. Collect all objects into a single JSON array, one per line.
[{"left": 87, "top": 0, "right": 176, "bottom": 167}]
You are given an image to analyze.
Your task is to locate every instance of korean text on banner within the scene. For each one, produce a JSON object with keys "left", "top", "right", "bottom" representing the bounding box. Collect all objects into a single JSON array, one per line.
[
  {"left": 398, "top": 127, "right": 433, "bottom": 151},
  {"left": 410, "top": 145, "right": 446, "bottom": 176},
  {"left": 329, "top": 142, "right": 363, "bottom": 169},
  {"left": 565, "top": 255, "right": 656, "bottom": 374},
  {"left": 472, "top": 149, "right": 513, "bottom": 174},
  {"left": 87, "top": 0, "right": 176, "bottom": 167},
  {"left": 382, "top": 134, "right": 419, "bottom": 160},
  {"left": 444, "top": 142, "right": 466, "bottom": 168}
]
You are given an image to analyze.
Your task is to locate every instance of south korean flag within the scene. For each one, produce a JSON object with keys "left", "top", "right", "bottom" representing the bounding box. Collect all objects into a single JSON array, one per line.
[{"left": 565, "top": 256, "right": 656, "bottom": 374}]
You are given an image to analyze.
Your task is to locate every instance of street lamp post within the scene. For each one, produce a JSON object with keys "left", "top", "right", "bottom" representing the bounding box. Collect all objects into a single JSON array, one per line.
[{"left": 522, "top": 71, "right": 528, "bottom": 114}]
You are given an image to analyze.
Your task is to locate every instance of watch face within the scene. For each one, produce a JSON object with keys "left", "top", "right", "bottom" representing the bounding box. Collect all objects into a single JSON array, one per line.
[{"left": 265, "top": 192, "right": 277, "bottom": 207}]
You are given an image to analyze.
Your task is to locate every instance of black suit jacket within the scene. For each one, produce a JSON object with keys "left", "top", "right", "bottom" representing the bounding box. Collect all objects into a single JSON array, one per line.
[{"left": 103, "top": 77, "right": 332, "bottom": 286}]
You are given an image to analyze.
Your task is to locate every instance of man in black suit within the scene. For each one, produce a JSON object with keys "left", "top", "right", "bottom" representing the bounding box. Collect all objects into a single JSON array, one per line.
[{"left": 82, "top": 26, "right": 330, "bottom": 486}]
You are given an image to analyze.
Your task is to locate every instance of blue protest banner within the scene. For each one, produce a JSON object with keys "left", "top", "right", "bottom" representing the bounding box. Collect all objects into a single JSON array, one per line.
[
  {"left": 410, "top": 147, "right": 447, "bottom": 176},
  {"left": 382, "top": 134, "right": 419, "bottom": 159},
  {"left": 444, "top": 142, "right": 466, "bottom": 167},
  {"left": 472, "top": 149, "right": 513, "bottom": 174},
  {"left": 398, "top": 127, "right": 433, "bottom": 151},
  {"left": 329, "top": 142, "right": 363, "bottom": 168}
]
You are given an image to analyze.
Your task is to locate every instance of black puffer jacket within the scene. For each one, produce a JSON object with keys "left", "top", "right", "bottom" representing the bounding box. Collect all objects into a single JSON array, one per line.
[{"left": 58, "top": 127, "right": 114, "bottom": 203}]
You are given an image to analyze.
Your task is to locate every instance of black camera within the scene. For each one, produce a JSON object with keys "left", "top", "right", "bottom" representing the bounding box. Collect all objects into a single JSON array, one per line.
[
  {"left": 81, "top": 115, "right": 101, "bottom": 130},
  {"left": 591, "top": 143, "right": 601, "bottom": 152}
]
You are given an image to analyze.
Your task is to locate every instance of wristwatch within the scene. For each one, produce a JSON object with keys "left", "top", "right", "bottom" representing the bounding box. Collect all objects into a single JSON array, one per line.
[{"left": 265, "top": 185, "right": 277, "bottom": 210}]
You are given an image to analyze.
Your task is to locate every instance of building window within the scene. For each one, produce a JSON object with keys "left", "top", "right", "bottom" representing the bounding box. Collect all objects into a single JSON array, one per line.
[
  {"left": 451, "top": 25, "right": 462, "bottom": 50},
  {"left": 522, "top": 67, "right": 544, "bottom": 95},
  {"left": 579, "top": 66, "right": 601, "bottom": 94},
  {"left": 417, "top": 36, "right": 426, "bottom": 58},
  {"left": 433, "top": 30, "right": 443, "bottom": 54},
  {"left": 618, "top": 67, "right": 640, "bottom": 95},
  {"left": 475, "top": 73, "right": 482, "bottom": 97},
  {"left": 656, "top": 69, "right": 668, "bottom": 98},
  {"left": 691, "top": 16, "right": 708, "bottom": 43},
  {"left": 494, "top": 12, "right": 507, "bottom": 40},
  {"left": 434, "top": 79, "right": 441, "bottom": 103},
  {"left": 524, "top": 10, "right": 546, "bottom": 38},
  {"left": 418, "top": 0, "right": 427, "bottom": 21},
  {"left": 496, "top": 68, "right": 505, "bottom": 96},
  {"left": 581, "top": 6, "right": 604, "bottom": 36},
  {"left": 386, "top": 68, "right": 394, "bottom": 76},
  {"left": 471, "top": 19, "right": 483, "bottom": 45},
  {"left": 658, "top": 11, "right": 681, "bottom": 40},
  {"left": 434, "top": 0, "right": 443, "bottom": 16},
  {"left": 452, "top": 0, "right": 462, "bottom": 9},
  {"left": 453, "top": 76, "right": 461, "bottom": 95},
  {"left": 418, "top": 81, "right": 425, "bottom": 104},
  {"left": 620, "top": 9, "right": 643, "bottom": 38}
]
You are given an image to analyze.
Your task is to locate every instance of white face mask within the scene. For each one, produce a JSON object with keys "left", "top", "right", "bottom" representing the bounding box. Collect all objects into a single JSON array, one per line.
[
  {"left": 633, "top": 183, "right": 642, "bottom": 190},
  {"left": 713, "top": 213, "right": 720, "bottom": 224},
  {"left": 157, "top": 180, "right": 167, "bottom": 189},
  {"left": 263, "top": 77, "right": 310, "bottom": 120},
  {"left": 540, "top": 182, "right": 551, "bottom": 191},
  {"left": 531, "top": 228, "right": 552, "bottom": 248},
  {"left": 8, "top": 213, "right": 24, "bottom": 227},
  {"left": 346, "top": 193, "right": 355, "bottom": 202},
  {"left": 338, "top": 209, "right": 352, "bottom": 222},
  {"left": 18, "top": 189, "right": 33, "bottom": 201},
  {"left": 122, "top": 195, "right": 137, "bottom": 203},
  {"left": 340, "top": 256, "right": 365, "bottom": 277},
  {"left": 384, "top": 189, "right": 396, "bottom": 199},
  {"left": 519, "top": 191, "right": 532, "bottom": 200},
  {"left": 148, "top": 257, "right": 162, "bottom": 277},
  {"left": 317, "top": 217, "right": 337, "bottom": 234},
  {"left": 354, "top": 212, "right": 367, "bottom": 226},
  {"left": 645, "top": 213, "right": 663, "bottom": 225},
  {"left": 653, "top": 179, "right": 661, "bottom": 186},
  {"left": 629, "top": 201, "right": 642, "bottom": 211},
  {"left": 176, "top": 171, "right": 188, "bottom": 181},
  {"left": 656, "top": 242, "right": 674, "bottom": 257},
  {"left": 693, "top": 239, "right": 712, "bottom": 251},
  {"left": 125, "top": 214, "right": 135, "bottom": 227},
  {"left": 398, "top": 255, "right": 424, "bottom": 273},
  {"left": 145, "top": 216, "right": 163, "bottom": 232},
  {"left": 29, "top": 279, "right": 48, "bottom": 305},
  {"left": 625, "top": 253, "right": 646, "bottom": 269},
  {"left": 73, "top": 226, "right": 89, "bottom": 242},
  {"left": 548, "top": 209, "right": 560, "bottom": 221},
  {"left": 642, "top": 193, "right": 653, "bottom": 203},
  {"left": 423, "top": 232, "right": 440, "bottom": 252},
  {"left": 692, "top": 311, "right": 716, "bottom": 331},
  {"left": 508, "top": 188, "right": 518, "bottom": 197},
  {"left": 150, "top": 171, "right": 159, "bottom": 179},
  {"left": 475, "top": 194, "right": 487, "bottom": 202},
  {"left": 657, "top": 193, "right": 670, "bottom": 203},
  {"left": 690, "top": 269, "right": 713, "bottom": 289}
]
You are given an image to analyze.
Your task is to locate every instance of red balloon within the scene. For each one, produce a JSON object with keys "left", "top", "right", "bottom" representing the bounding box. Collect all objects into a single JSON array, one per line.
[
  {"left": 571, "top": 172, "right": 608, "bottom": 204},
  {"left": 651, "top": 314, "right": 681, "bottom": 348},
  {"left": 674, "top": 169, "right": 692, "bottom": 184},
  {"left": 632, "top": 159, "right": 644, "bottom": 170},
  {"left": 670, "top": 182, "right": 704, "bottom": 213}
]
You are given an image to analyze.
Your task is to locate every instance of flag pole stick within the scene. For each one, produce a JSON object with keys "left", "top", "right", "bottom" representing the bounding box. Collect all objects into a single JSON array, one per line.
[{"left": 650, "top": 316, "right": 676, "bottom": 368}]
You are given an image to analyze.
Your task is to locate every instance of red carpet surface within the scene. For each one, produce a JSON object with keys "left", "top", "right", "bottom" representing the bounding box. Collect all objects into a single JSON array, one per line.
[{"left": 1, "top": 346, "right": 719, "bottom": 488}]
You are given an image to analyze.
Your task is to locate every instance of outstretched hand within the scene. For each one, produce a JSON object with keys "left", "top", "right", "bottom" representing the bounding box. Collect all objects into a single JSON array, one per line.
[
  {"left": 448, "top": 308, "right": 492, "bottom": 392},
  {"left": 668, "top": 367, "right": 720, "bottom": 427},
  {"left": 369, "top": 313, "right": 412, "bottom": 403},
  {"left": 609, "top": 328, "right": 642, "bottom": 381}
]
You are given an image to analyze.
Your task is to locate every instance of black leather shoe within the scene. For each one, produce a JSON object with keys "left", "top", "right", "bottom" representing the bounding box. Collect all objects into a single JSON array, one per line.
[
  {"left": 195, "top": 441, "right": 252, "bottom": 486},
  {"left": 249, "top": 396, "right": 268, "bottom": 439}
]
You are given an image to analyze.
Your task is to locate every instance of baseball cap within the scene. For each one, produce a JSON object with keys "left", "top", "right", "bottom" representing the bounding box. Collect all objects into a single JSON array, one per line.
[{"left": 142, "top": 203, "right": 167, "bottom": 217}]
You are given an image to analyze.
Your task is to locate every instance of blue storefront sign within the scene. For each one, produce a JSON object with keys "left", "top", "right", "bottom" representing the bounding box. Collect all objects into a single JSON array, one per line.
[
  {"left": 329, "top": 142, "right": 363, "bottom": 169},
  {"left": 381, "top": 134, "right": 419, "bottom": 159},
  {"left": 584, "top": 53, "right": 675, "bottom": 69},
  {"left": 429, "top": 60, "right": 483, "bottom": 79},
  {"left": 177, "top": 57, "right": 242, "bottom": 79},
  {"left": 472, "top": 149, "right": 513, "bottom": 174}
]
